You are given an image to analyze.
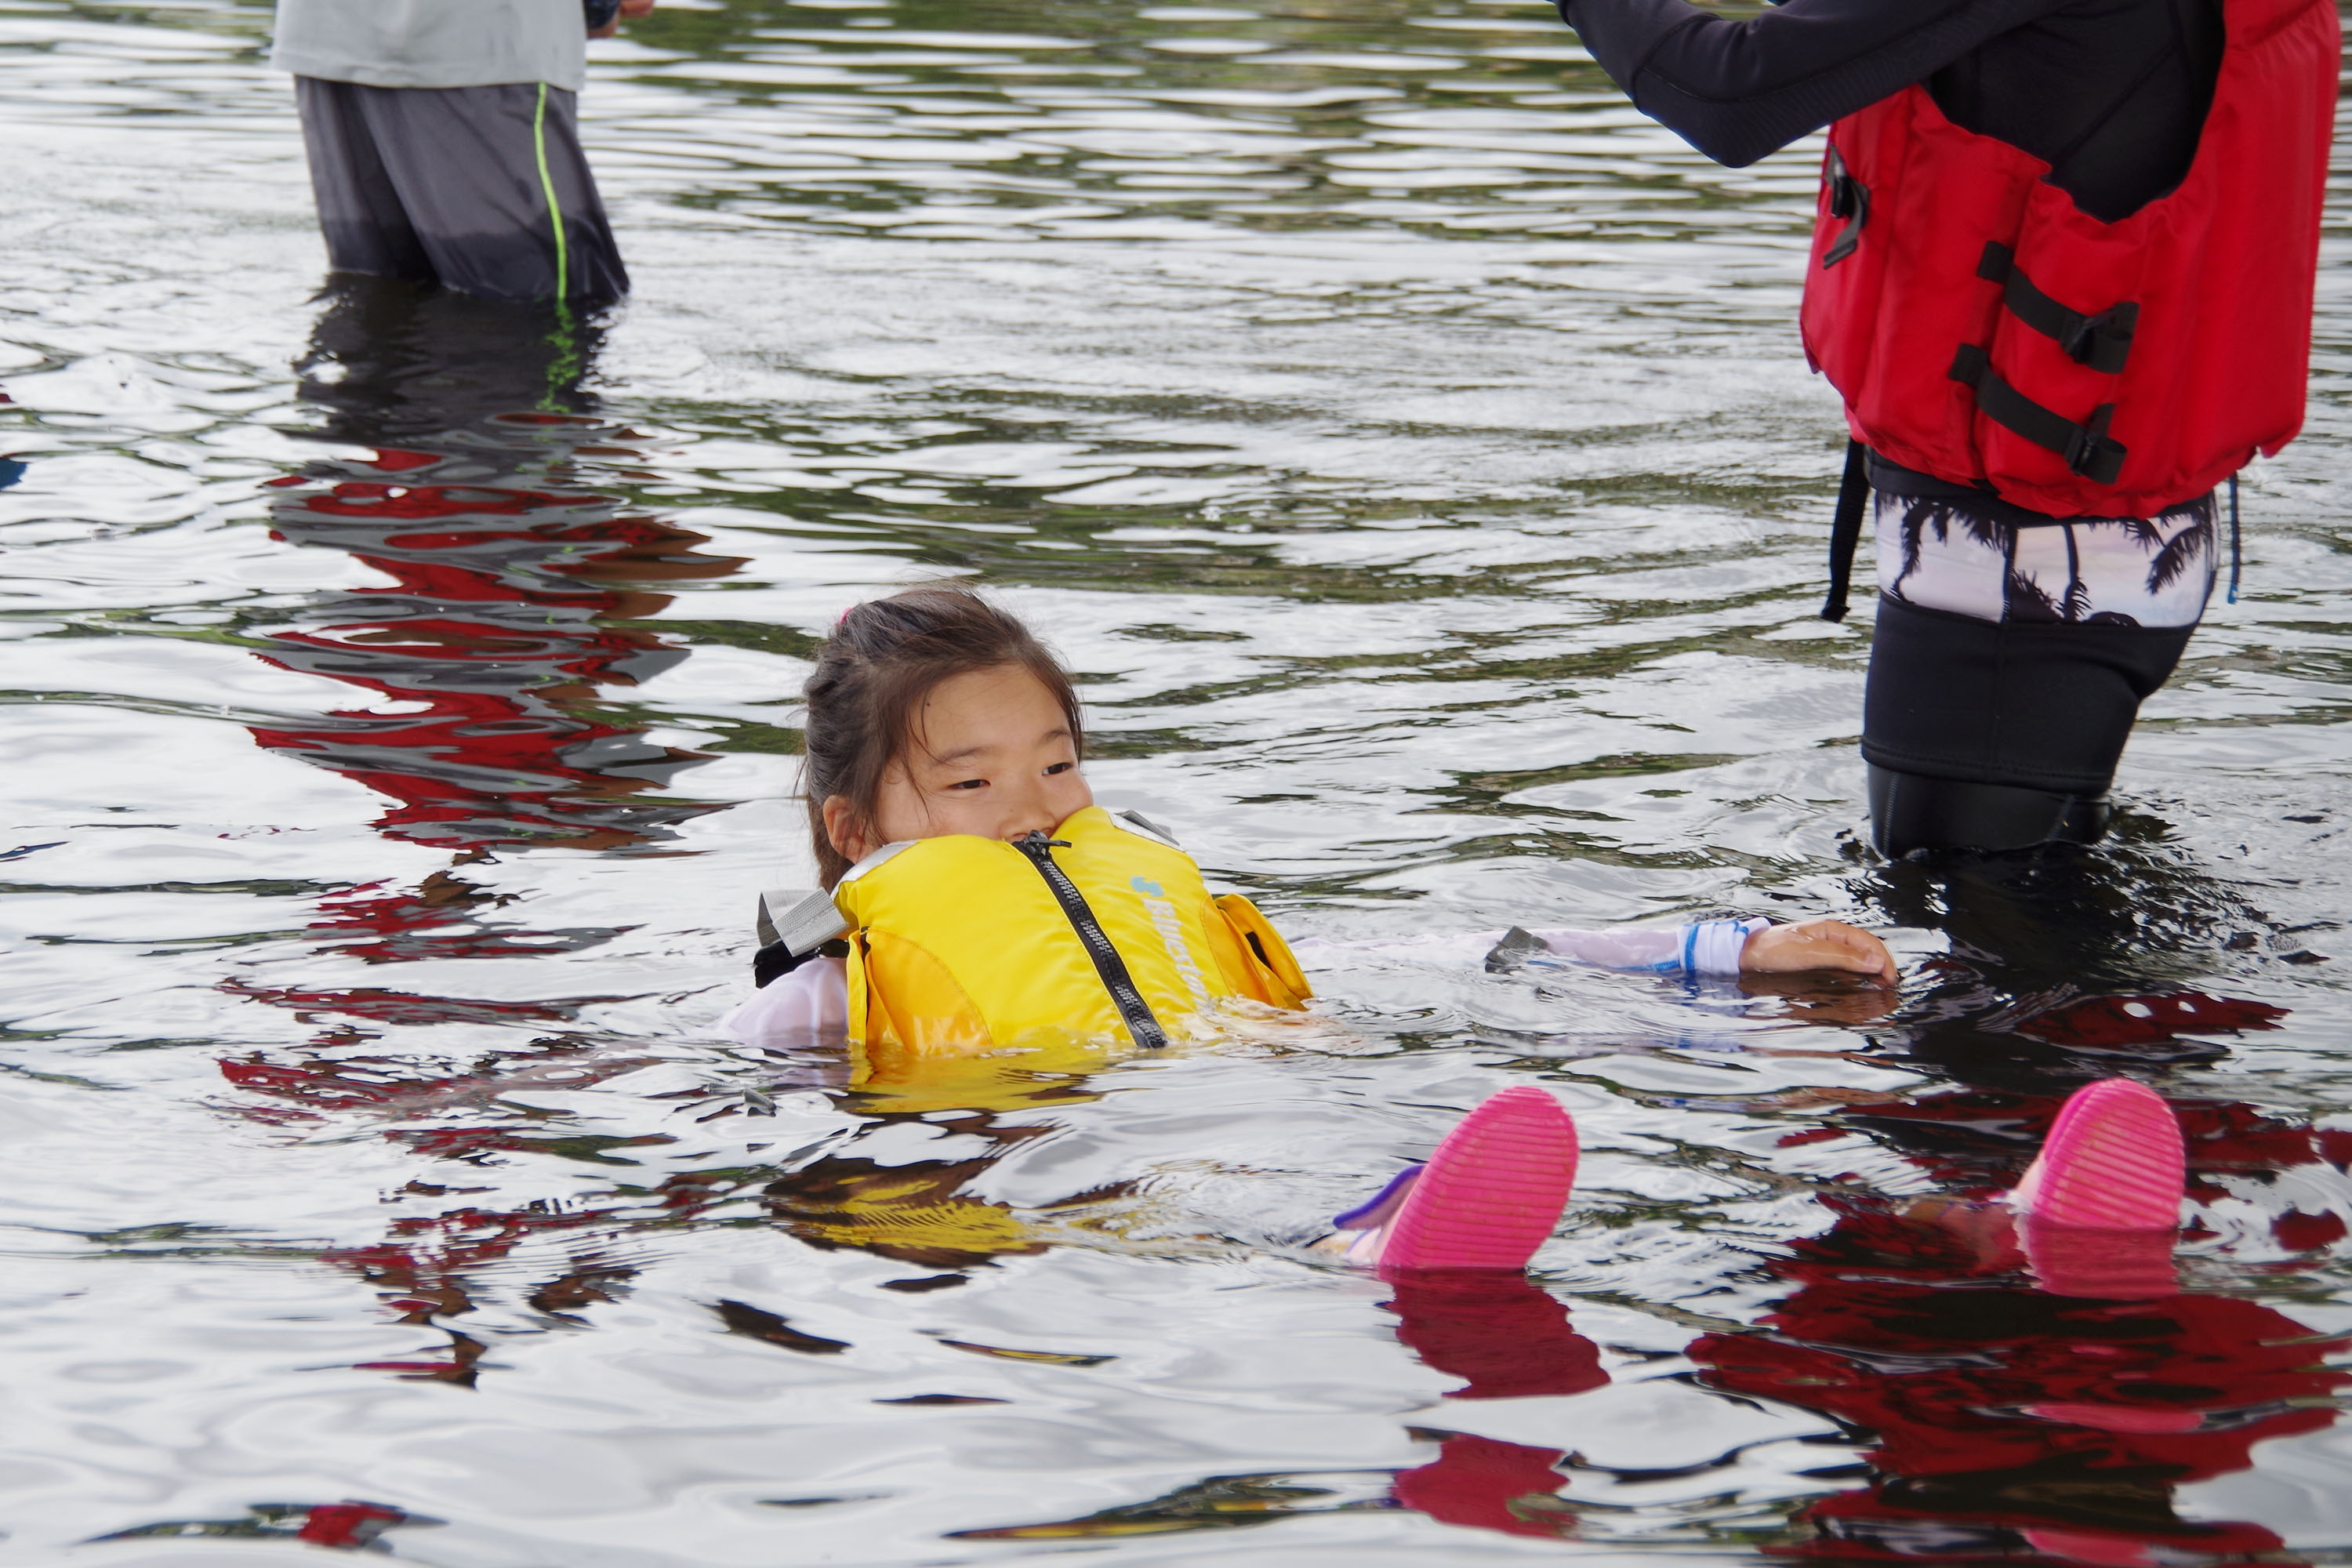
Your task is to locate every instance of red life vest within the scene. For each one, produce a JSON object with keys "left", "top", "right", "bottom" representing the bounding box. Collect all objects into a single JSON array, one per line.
[{"left": 1798, "top": 0, "right": 2338, "bottom": 520}]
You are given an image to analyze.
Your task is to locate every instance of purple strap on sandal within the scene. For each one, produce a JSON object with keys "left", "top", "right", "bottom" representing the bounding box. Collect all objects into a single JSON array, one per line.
[{"left": 1334, "top": 1164, "right": 1423, "bottom": 1230}]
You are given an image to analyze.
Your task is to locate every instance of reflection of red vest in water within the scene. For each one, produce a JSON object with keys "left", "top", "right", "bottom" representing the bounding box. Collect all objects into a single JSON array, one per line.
[
  {"left": 1692, "top": 1205, "right": 2346, "bottom": 1559},
  {"left": 1798, "top": 0, "right": 2338, "bottom": 517}
]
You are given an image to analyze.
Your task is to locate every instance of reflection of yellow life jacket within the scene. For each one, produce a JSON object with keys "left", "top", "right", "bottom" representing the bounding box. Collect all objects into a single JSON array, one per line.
[{"left": 832, "top": 805, "right": 1310, "bottom": 1057}]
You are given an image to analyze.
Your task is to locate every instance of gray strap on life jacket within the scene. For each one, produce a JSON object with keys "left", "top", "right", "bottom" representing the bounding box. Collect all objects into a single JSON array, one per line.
[
  {"left": 1109, "top": 808, "right": 1183, "bottom": 849},
  {"left": 757, "top": 887, "right": 848, "bottom": 958}
]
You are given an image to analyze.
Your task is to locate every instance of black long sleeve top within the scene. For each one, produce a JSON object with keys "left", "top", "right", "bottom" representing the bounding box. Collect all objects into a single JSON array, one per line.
[{"left": 1556, "top": 0, "right": 2222, "bottom": 223}]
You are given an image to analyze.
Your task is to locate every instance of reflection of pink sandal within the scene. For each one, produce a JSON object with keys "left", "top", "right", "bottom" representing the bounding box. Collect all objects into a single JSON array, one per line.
[
  {"left": 2009, "top": 1078, "right": 2184, "bottom": 1232},
  {"left": 2018, "top": 1212, "right": 2180, "bottom": 1300},
  {"left": 1335, "top": 1087, "right": 1579, "bottom": 1272}
]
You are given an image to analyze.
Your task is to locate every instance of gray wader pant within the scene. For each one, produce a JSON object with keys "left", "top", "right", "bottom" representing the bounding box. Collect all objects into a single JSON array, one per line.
[{"left": 294, "top": 78, "right": 629, "bottom": 305}]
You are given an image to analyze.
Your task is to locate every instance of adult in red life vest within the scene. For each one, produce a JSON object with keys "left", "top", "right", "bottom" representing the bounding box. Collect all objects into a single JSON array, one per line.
[{"left": 1555, "top": 0, "right": 2337, "bottom": 856}]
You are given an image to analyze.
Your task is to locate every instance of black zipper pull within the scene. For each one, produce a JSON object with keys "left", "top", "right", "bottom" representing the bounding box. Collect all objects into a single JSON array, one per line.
[{"left": 1013, "top": 831, "right": 1168, "bottom": 1049}]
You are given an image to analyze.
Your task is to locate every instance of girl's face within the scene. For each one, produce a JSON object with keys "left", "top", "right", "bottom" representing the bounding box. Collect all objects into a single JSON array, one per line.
[{"left": 822, "top": 663, "right": 1093, "bottom": 864}]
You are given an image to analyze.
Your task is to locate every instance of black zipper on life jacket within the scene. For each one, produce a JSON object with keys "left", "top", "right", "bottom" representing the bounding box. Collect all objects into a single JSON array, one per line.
[{"left": 1014, "top": 831, "right": 1168, "bottom": 1049}]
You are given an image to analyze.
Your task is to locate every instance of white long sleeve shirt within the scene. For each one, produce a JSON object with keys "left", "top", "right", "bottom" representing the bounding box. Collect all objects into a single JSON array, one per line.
[{"left": 722, "top": 918, "right": 1766, "bottom": 1052}]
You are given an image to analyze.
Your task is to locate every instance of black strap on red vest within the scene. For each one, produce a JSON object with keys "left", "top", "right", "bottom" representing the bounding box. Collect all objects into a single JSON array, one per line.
[
  {"left": 1819, "top": 438, "right": 1871, "bottom": 622},
  {"left": 1976, "top": 244, "right": 2139, "bottom": 373},
  {"left": 2227, "top": 470, "right": 2241, "bottom": 603},
  {"left": 1820, "top": 146, "right": 1868, "bottom": 268},
  {"left": 1947, "top": 345, "right": 2129, "bottom": 485}
]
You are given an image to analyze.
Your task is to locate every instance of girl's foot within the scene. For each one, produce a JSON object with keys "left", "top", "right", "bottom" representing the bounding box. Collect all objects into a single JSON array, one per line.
[
  {"left": 1334, "top": 1087, "right": 1579, "bottom": 1272},
  {"left": 2008, "top": 1078, "right": 2184, "bottom": 1232}
]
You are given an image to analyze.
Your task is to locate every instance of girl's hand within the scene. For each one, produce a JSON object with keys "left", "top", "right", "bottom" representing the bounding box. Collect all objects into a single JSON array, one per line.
[{"left": 1740, "top": 918, "right": 1898, "bottom": 985}]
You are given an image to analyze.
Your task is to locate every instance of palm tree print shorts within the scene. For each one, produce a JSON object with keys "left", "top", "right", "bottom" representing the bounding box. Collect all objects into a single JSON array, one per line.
[
  {"left": 1876, "top": 493, "right": 2217, "bottom": 627},
  {"left": 1860, "top": 492, "right": 2217, "bottom": 799}
]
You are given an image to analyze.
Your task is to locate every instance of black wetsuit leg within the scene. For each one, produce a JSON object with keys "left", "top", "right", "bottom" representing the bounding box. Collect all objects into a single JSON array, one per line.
[{"left": 1859, "top": 492, "right": 2217, "bottom": 855}]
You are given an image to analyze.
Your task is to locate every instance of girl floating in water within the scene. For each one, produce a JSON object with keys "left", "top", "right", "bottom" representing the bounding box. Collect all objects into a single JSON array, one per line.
[{"left": 726, "top": 584, "right": 2186, "bottom": 1272}]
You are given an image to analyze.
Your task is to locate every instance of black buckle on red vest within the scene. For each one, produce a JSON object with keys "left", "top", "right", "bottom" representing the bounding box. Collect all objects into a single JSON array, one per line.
[
  {"left": 1948, "top": 344, "right": 2129, "bottom": 485},
  {"left": 1976, "top": 243, "right": 2138, "bottom": 374},
  {"left": 2061, "top": 401, "right": 2122, "bottom": 479},
  {"left": 1821, "top": 145, "right": 1868, "bottom": 268}
]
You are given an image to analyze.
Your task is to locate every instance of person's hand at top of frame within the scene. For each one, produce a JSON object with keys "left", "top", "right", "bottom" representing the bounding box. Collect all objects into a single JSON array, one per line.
[
  {"left": 1740, "top": 917, "right": 1899, "bottom": 986},
  {"left": 591, "top": 0, "right": 658, "bottom": 39}
]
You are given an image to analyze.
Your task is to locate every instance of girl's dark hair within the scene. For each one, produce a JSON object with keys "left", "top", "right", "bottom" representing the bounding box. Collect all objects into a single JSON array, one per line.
[{"left": 802, "top": 584, "right": 1083, "bottom": 888}]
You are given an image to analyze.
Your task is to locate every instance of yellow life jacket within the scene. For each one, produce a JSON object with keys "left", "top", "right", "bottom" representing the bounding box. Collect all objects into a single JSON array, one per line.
[{"left": 831, "top": 805, "right": 1310, "bottom": 1061}]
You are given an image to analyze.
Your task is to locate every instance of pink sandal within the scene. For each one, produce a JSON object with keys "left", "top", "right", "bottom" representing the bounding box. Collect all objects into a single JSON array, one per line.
[
  {"left": 1336, "top": 1087, "right": 1580, "bottom": 1272},
  {"left": 2008, "top": 1078, "right": 2184, "bottom": 1232}
]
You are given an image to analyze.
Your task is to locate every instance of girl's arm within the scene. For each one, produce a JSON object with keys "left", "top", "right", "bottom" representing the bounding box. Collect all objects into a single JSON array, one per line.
[
  {"left": 1536, "top": 917, "right": 1896, "bottom": 982},
  {"left": 1299, "top": 917, "right": 1896, "bottom": 983},
  {"left": 723, "top": 954, "right": 848, "bottom": 1047},
  {"left": 1526, "top": 919, "right": 1766, "bottom": 979},
  {"left": 1291, "top": 919, "right": 1758, "bottom": 980}
]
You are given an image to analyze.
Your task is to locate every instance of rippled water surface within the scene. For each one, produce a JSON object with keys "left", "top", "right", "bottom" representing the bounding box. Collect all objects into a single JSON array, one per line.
[{"left": 8, "top": 1, "right": 2352, "bottom": 1562}]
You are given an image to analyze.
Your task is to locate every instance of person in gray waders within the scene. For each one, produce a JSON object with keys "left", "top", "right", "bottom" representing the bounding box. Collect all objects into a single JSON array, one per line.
[
  {"left": 1552, "top": 0, "right": 2336, "bottom": 858},
  {"left": 273, "top": 0, "right": 655, "bottom": 304}
]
